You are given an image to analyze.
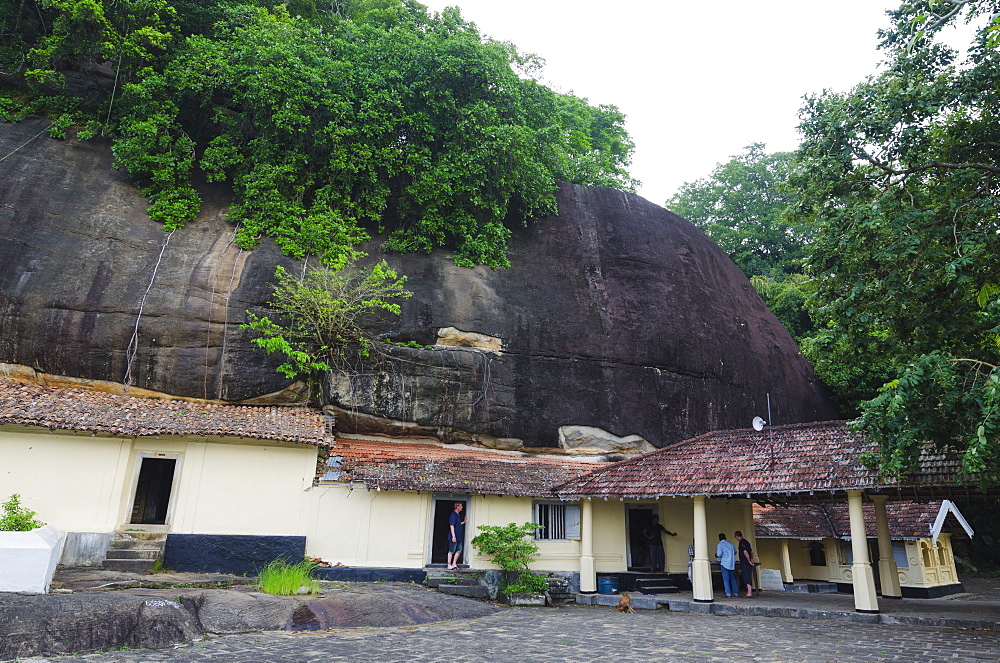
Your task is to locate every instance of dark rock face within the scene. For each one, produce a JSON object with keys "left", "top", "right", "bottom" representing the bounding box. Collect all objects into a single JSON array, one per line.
[
  {"left": 0, "top": 118, "right": 837, "bottom": 447},
  {"left": 335, "top": 184, "right": 839, "bottom": 446},
  {"left": 0, "top": 118, "right": 295, "bottom": 401}
]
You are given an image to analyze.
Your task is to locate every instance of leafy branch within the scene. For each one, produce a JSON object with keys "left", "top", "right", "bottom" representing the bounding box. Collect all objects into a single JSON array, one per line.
[
  {"left": 241, "top": 259, "right": 410, "bottom": 394},
  {"left": 471, "top": 522, "right": 548, "bottom": 595}
]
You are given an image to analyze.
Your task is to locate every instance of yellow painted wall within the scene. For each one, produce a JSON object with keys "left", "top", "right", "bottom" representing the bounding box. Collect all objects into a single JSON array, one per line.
[
  {"left": 756, "top": 534, "right": 959, "bottom": 590},
  {"left": 306, "top": 486, "right": 430, "bottom": 567},
  {"left": 756, "top": 538, "right": 833, "bottom": 582},
  {"left": 303, "top": 491, "right": 630, "bottom": 572},
  {"left": 0, "top": 426, "right": 318, "bottom": 536},
  {"left": 0, "top": 427, "right": 132, "bottom": 531}
]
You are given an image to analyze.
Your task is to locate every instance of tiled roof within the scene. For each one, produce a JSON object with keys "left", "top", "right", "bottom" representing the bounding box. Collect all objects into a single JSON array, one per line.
[
  {"left": 554, "top": 421, "right": 968, "bottom": 499},
  {"left": 754, "top": 501, "right": 945, "bottom": 540},
  {"left": 325, "top": 438, "right": 606, "bottom": 497},
  {"left": 0, "top": 379, "right": 328, "bottom": 445},
  {"left": 753, "top": 504, "right": 833, "bottom": 539}
]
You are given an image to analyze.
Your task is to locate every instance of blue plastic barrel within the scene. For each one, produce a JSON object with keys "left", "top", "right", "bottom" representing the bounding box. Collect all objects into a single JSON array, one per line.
[{"left": 597, "top": 576, "right": 619, "bottom": 594}]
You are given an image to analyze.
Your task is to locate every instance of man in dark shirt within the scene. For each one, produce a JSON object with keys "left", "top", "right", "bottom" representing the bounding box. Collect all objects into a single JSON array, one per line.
[
  {"left": 642, "top": 515, "right": 677, "bottom": 573},
  {"left": 446, "top": 502, "right": 466, "bottom": 570},
  {"left": 735, "top": 530, "right": 754, "bottom": 597}
]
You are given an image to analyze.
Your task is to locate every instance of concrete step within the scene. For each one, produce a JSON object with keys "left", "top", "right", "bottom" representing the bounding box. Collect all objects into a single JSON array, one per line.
[
  {"left": 581, "top": 593, "right": 661, "bottom": 610},
  {"left": 437, "top": 584, "right": 490, "bottom": 600},
  {"left": 114, "top": 531, "right": 167, "bottom": 541},
  {"left": 102, "top": 558, "right": 158, "bottom": 573},
  {"left": 426, "top": 576, "right": 481, "bottom": 588},
  {"left": 104, "top": 549, "right": 161, "bottom": 560},
  {"left": 635, "top": 577, "right": 678, "bottom": 591},
  {"left": 786, "top": 582, "right": 838, "bottom": 594}
]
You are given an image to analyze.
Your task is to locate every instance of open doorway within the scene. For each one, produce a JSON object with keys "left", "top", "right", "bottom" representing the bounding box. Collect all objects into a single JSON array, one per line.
[
  {"left": 627, "top": 507, "right": 654, "bottom": 570},
  {"left": 130, "top": 457, "right": 176, "bottom": 525},
  {"left": 429, "top": 498, "right": 467, "bottom": 566}
]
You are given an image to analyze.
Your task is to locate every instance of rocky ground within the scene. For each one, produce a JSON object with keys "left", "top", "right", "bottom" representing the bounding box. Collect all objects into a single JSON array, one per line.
[
  {"left": 20, "top": 603, "right": 1000, "bottom": 663},
  {"left": 0, "top": 568, "right": 502, "bottom": 662},
  {"left": 4, "top": 569, "right": 1000, "bottom": 662}
]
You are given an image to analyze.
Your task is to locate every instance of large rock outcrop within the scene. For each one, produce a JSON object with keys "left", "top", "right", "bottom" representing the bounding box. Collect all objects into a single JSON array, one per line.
[{"left": 0, "top": 118, "right": 838, "bottom": 448}]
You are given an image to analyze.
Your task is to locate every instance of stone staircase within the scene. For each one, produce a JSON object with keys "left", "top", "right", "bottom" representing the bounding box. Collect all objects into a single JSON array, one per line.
[
  {"left": 634, "top": 573, "right": 680, "bottom": 594},
  {"left": 101, "top": 531, "right": 167, "bottom": 574},
  {"left": 424, "top": 568, "right": 490, "bottom": 600}
]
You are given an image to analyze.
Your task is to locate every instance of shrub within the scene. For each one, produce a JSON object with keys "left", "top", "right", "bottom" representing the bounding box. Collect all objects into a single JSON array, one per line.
[
  {"left": 0, "top": 494, "right": 45, "bottom": 531},
  {"left": 256, "top": 558, "right": 319, "bottom": 595},
  {"left": 471, "top": 522, "right": 548, "bottom": 596}
]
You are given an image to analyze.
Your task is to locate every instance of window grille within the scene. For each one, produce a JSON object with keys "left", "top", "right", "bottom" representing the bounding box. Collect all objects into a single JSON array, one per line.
[{"left": 533, "top": 501, "right": 581, "bottom": 540}]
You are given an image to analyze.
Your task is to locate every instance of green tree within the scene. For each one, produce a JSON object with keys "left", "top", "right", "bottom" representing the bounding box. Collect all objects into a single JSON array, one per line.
[
  {"left": 242, "top": 259, "right": 410, "bottom": 391},
  {"left": 471, "top": 522, "right": 548, "bottom": 595},
  {"left": 0, "top": 493, "right": 45, "bottom": 531},
  {"left": 667, "top": 144, "right": 806, "bottom": 278},
  {"left": 3, "top": 1, "right": 636, "bottom": 269},
  {"left": 791, "top": 0, "right": 1000, "bottom": 483},
  {"left": 668, "top": 144, "right": 814, "bottom": 341}
]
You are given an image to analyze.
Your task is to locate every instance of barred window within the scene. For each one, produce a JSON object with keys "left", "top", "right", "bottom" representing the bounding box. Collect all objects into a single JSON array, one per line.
[
  {"left": 533, "top": 501, "right": 581, "bottom": 540},
  {"left": 892, "top": 542, "right": 909, "bottom": 568}
]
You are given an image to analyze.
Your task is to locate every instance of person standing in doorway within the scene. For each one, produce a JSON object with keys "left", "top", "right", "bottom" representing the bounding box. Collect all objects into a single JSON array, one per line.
[
  {"left": 446, "top": 502, "right": 466, "bottom": 570},
  {"left": 735, "top": 530, "right": 754, "bottom": 597},
  {"left": 642, "top": 514, "right": 677, "bottom": 573},
  {"left": 716, "top": 533, "right": 738, "bottom": 598}
]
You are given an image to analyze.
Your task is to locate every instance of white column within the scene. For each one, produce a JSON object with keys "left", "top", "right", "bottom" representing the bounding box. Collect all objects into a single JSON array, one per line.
[
  {"left": 691, "top": 495, "right": 713, "bottom": 602},
  {"left": 871, "top": 494, "right": 902, "bottom": 599},
  {"left": 847, "top": 489, "right": 879, "bottom": 613},
  {"left": 780, "top": 539, "right": 794, "bottom": 584},
  {"left": 580, "top": 498, "right": 596, "bottom": 593}
]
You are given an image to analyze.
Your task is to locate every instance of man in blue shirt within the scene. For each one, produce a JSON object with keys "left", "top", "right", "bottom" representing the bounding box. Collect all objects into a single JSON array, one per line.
[
  {"left": 716, "top": 533, "right": 737, "bottom": 598},
  {"left": 447, "top": 502, "right": 466, "bottom": 570}
]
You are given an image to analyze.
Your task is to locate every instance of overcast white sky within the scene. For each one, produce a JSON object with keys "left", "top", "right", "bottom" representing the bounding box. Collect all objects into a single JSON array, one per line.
[{"left": 419, "top": 0, "right": 897, "bottom": 207}]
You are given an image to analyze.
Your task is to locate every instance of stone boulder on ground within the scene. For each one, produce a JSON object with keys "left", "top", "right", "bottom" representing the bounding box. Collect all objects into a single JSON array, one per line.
[{"left": 0, "top": 583, "right": 504, "bottom": 660}]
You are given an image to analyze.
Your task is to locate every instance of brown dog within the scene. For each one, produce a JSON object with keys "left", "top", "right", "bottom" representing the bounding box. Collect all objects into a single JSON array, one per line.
[{"left": 615, "top": 593, "right": 635, "bottom": 614}]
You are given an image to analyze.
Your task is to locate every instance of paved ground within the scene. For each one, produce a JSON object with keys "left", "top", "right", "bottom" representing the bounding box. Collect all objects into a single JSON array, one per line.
[
  {"left": 22, "top": 604, "right": 1000, "bottom": 663},
  {"left": 13, "top": 571, "right": 1000, "bottom": 662}
]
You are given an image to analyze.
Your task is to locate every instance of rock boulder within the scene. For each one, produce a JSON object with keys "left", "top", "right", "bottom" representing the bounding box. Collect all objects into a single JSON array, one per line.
[{"left": 0, "top": 118, "right": 838, "bottom": 448}]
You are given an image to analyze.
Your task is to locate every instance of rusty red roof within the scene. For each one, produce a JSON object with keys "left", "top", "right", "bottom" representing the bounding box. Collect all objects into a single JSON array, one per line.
[
  {"left": 554, "top": 421, "right": 968, "bottom": 499},
  {"left": 325, "top": 438, "right": 606, "bottom": 496},
  {"left": 754, "top": 501, "right": 947, "bottom": 540},
  {"left": 0, "top": 379, "right": 329, "bottom": 445}
]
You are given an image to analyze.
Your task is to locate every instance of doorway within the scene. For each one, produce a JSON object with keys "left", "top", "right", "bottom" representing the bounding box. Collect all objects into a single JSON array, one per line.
[
  {"left": 430, "top": 498, "right": 467, "bottom": 565},
  {"left": 627, "top": 507, "right": 654, "bottom": 570},
  {"left": 130, "top": 457, "right": 176, "bottom": 525}
]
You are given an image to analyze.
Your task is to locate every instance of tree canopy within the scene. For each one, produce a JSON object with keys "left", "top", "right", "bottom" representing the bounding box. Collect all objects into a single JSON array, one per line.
[
  {"left": 790, "top": 0, "right": 1000, "bottom": 483},
  {"left": 0, "top": 0, "right": 637, "bottom": 268},
  {"left": 667, "top": 144, "right": 806, "bottom": 279}
]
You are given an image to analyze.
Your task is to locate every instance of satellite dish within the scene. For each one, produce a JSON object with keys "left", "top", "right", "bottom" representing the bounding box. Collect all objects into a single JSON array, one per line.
[{"left": 752, "top": 416, "right": 766, "bottom": 432}]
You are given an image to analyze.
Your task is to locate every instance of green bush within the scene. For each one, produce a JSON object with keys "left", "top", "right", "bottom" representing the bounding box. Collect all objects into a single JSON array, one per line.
[
  {"left": 0, "top": 494, "right": 45, "bottom": 531},
  {"left": 256, "top": 558, "right": 319, "bottom": 596},
  {"left": 471, "top": 522, "right": 548, "bottom": 596}
]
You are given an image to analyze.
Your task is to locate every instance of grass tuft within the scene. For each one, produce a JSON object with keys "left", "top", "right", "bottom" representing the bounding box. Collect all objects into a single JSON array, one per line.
[{"left": 256, "top": 558, "right": 319, "bottom": 596}]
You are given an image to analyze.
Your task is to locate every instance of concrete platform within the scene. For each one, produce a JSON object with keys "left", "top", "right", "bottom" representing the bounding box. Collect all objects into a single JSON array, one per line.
[{"left": 576, "top": 575, "right": 1000, "bottom": 629}]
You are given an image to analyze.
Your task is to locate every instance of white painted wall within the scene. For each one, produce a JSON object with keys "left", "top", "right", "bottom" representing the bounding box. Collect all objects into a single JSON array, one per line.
[{"left": 0, "top": 525, "right": 66, "bottom": 593}]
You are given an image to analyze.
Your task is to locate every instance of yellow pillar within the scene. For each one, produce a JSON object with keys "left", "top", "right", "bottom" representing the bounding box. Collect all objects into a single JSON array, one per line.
[
  {"left": 580, "top": 498, "right": 596, "bottom": 593},
  {"left": 871, "top": 495, "right": 902, "bottom": 599},
  {"left": 691, "top": 495, "right": 713, "bottom": 602},
  {"left": 847, "top": 489, "right": 879, "bottom": 613},
  {"left": 780, "top": 539, "right": 794, "bottom": 584}
]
